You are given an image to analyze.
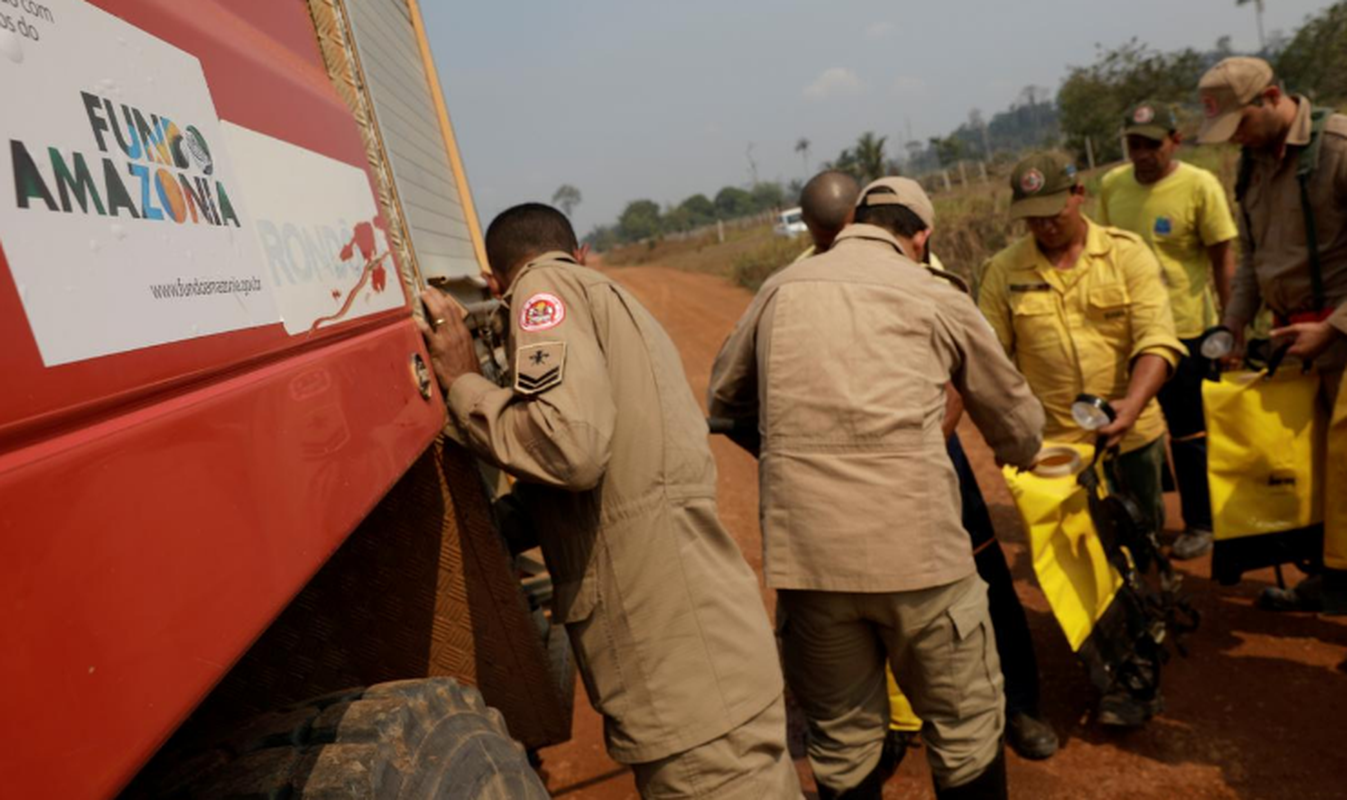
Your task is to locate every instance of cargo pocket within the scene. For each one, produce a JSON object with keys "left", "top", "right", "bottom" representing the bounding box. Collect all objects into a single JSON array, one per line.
[
  {"left": 1009, "top": 292, "right": 1060, "bottom": 352},
  {"left": 946, "top": 588, "right": 1003, "bottom": 718},
  {"left": 552, "top": 569, "right": 627, "bottom": 716},
  {"left": 1087, "top": 284, "right": 1131, "bottom": 337}
]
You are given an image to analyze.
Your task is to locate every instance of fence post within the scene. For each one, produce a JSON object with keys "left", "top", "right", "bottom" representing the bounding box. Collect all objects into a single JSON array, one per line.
[
  {"left": 1085, "top": 136, "right": 1097, "bottom": 171},
  {"left": 958, "top": 161, "right": 968, "bottom": 186},
  {"left": 979, "top": 161, "right": 988, "bottom": 184},
  {"left": 942, "top": 170, "right": 952, "bottom": 192},
  {"left": 717, "top": 219, "right": 725, "bottom": 244}
]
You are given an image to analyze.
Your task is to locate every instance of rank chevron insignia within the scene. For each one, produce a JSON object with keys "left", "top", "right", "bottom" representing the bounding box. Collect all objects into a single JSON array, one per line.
[{"left": 513, "top": 341, "right": 566, "bottom": 395}]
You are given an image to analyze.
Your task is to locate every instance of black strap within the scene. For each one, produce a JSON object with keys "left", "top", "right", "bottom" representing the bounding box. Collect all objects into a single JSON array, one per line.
[
  {"left": 1236, "top": 108, "right": 1333, "bottom": 312},
  {"left": 1299, "top": 173, "right": 1326, "bottom": 311},
  {"left": 1235, "top": 151, "right": 1257, "bottom": 260},
  {"left": 1297, "top": 108, "right": 1332, "bottom": 311}
]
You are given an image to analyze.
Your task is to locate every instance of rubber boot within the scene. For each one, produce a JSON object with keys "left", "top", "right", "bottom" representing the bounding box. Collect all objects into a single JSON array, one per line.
[
  {"left": 934, "top": 749, "right": 1007, "bottom": 800},
  {"left": 815, "top": 760, "right": 886, "bottom": 800},
  {"left": 1322, "top": 569, "right": 1347, "bottom": 616}
]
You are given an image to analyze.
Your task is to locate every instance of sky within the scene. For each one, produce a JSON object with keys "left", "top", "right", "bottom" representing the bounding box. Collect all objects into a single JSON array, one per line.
[{"left": 421, "top": 0, "right": 1336, "bottom": 236}]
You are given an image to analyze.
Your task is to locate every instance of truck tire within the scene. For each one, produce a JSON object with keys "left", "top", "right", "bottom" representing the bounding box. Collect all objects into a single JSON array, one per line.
[
  {"left": 546, "top": 621, "right": 576, "bottom": 717},
  {"left": 144, "top": 678, "right": 551, "bottom": 799}
]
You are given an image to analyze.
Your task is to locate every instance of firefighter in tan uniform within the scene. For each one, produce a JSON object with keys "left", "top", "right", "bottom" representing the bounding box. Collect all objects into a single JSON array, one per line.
[
  {"left": 1195, "top": 57, "right": 1347, "bottom": 613},
  {"left": 418, "top": 203, "right": 801, "bottom": 799},
  {"left": 794, "top": 170, "right": 1059, "bottom": 765},
  {"left": 710, "top": 178, "right": 1045, "bottom": 800}
]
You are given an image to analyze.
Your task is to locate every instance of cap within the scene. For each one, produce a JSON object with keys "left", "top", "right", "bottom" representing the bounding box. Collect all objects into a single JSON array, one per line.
[
  {"left": 856, "top": 177, "right": 935, "bottom": 229},
  {"left": 1123, "top": 101, "right": 1178, "bottom": 142},
  {"left": 1197, "top": 57, "right": 1274, "bottom": 144},
  {"left": 1008, "top": 153, "right": 1078, "bottom": 220}
]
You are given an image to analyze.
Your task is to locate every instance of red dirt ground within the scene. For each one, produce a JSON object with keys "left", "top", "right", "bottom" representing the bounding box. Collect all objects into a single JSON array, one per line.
[{"left": 534, "top": 264, "right": 1347, "bottom": 800}]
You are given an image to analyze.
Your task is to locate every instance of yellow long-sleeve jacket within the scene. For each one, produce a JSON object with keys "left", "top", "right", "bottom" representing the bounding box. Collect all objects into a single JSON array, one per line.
[{"left": 978, "top": 219, "right": 1186, "bottom": 454}]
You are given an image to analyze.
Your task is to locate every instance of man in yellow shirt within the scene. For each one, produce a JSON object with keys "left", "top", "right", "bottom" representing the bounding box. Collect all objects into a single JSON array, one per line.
[
  {"left": 1098, "top": 102, "right": 1240, "bottom": 560},
  {"left": 980, "top": 154, "right": 1186, "bottom": 724}
]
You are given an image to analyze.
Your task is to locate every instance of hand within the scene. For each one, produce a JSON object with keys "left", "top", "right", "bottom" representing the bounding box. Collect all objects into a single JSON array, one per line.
[
  {"left": 1270, "top": 319, "right": 1342, "bottom": 361},
  {"left": 1097, "top": 395, "right": 1145, "bottom": 449},
  {"left": 1218, "top": 318, "right": 1247, "bottom": 371},
  {"left": 415, "top": 288, "right": 480, "bottom": 391}
]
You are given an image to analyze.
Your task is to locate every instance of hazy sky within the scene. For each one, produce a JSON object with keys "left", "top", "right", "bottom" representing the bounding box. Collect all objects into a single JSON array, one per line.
[{"left": 422, "top": 0, "right": 1334, "bottom": 235}]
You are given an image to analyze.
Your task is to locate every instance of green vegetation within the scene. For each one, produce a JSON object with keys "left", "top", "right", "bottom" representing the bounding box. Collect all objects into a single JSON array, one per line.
[
  {"left": 1058, "top": 40, "right": 1207, "bottom": 164},
  {"left": 585, "top": 182, "right": 790, "bottom": 250},
  {"left": 731, "top": 235, "right": 807, "bottom": 291},
  {"left": 1058, "top": 2, "right": 1347, "bottom": 166},
  {"left": 1277, "top": 1, "right": 1347, "bottom": 103}
]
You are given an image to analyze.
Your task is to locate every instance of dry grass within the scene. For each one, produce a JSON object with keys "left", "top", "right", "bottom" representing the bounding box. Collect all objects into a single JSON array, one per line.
[
  {"left": 604, "top": 223, "right": 779, "bottom": 277},
  {"left": 611, "top": 146, "right": 1245, "bottom": 292}
]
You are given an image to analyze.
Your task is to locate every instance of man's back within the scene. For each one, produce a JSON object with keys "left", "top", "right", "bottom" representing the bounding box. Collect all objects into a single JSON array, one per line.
[{"left": 710, "top": 225, "right": 1043, "bottom": 594}]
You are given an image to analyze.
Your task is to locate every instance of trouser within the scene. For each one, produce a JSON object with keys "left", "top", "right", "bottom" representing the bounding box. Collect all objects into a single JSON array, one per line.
[
  {"left": 890, "top": 436, "right": 1041, "bottom": 730},
  {"left": 1111, "top": 437, "right": 1167, "bottom": 536},
  {"left": 779, "top": 573, "right": 1005, "bottom": 793},
  {"left": 1157, "top": 337, "right": 1214, "bottom": 532},
  {"left": 631, "top": 694, "right": 804, "bottom": 799}
]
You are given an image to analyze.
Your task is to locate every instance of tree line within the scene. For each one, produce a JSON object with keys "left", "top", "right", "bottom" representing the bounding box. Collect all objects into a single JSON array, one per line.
[
  {"left": 580, "top": 0, "right": 1347, "bottom": 249},
  {"left": 584, "top": 182, "right": 788, "bottom": 250},
  {"left": 1059, "top": 1, "right": 1345, "bottom": 164}
]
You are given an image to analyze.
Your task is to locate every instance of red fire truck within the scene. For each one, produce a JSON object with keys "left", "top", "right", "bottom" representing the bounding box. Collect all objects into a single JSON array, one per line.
[{"left": 0, "top": 1, "right": 568, "bottom": 796}]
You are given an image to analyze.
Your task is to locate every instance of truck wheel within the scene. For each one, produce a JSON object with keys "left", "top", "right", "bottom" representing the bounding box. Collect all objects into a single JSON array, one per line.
[
  {"left": 150, "top": 678, "right": 551, "bottom": 799},
  {"left": 546, "top": 621, "right": 576, "bottom": 716}
]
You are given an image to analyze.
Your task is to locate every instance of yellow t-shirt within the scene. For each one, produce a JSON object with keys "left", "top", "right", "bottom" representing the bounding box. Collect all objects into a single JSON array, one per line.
[{"left": 1097, "top": 161, "right": 1239, "bottom": 338}]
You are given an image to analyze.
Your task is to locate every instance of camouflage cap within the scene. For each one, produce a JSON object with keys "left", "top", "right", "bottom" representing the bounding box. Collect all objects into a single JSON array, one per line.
[
  {"left": 1197, "top": 57, "right": 1274, "bottom": 144},
  {"left": 1123, "top": 101, "right": 1178, "bottom": 142},
  {"left": 1008, "top": 153, "right": 1078, "bottom": 220},
  {"left": 856, "top": 176, "right": 935, "bottom": 228}
]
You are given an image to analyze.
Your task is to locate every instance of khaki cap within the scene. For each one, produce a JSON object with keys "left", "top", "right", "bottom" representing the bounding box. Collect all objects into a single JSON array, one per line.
[
  {"left": 857, "top": 177, "right": 935, "bottom": 228},
  {"left": 1008, "top": 153, "right": 1078, "bottom": 220},
  {"left": 1123, "top": 101, "right": 1178, "bottom": 142},
  {"left": 1197, "top": 57, "right": 1274, "bottom": 144}
]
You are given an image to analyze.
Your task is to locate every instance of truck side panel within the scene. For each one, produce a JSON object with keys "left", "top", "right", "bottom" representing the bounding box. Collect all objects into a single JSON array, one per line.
[{"left": 0, "top": 2, "right": 443, "bottom": 796}]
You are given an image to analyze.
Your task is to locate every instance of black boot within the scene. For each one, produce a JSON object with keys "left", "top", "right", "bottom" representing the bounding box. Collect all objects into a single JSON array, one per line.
[
  {"left": 934, "top": 749, "right": 1007, "bottom": 800},
  {"left": 879, "top": 729, "right": 916, "bottom": 776},
  {"left": 1006, "top": 711, "right": 1058, "bottom": 760},
  {"left": 815, "top": 760, "right": 886, "bottom": 800}
]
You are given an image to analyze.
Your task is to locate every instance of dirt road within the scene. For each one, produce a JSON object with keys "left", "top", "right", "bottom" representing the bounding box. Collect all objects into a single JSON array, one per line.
[{"left": 536, "top": 264, "right": 1347, "bottom": 800}]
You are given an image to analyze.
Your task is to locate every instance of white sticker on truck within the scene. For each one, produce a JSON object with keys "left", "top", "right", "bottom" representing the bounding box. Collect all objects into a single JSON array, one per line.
[
  {"left": 220, "top": 123, "right": 405, "bottom": 334},
  {"left": 0, "top": 0, "right": 282, "bottom": 366}
]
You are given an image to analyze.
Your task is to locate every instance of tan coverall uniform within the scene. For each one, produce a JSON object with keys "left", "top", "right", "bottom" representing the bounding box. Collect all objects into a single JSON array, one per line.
[
  {"left": 446, "top": 253, "right": 800, "bottom": 799},
  {"left": 708, "top": 225, "right": 1045, "bottom": 791},
  {"left": 1225, "top": 101, "right": 1347, "bottom": 574}
]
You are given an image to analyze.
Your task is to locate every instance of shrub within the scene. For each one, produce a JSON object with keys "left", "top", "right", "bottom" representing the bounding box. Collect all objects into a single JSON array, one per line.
[{"left": 731, "top": 235, "right": 807, "bottom": 291}]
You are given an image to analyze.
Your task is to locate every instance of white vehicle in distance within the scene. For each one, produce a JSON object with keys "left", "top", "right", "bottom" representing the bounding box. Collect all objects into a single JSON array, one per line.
[{"left": 774, "top": 206, "right": 807, "bottom": 237}]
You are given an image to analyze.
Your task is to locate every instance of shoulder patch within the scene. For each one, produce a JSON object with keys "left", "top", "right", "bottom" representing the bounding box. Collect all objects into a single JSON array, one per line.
[
  {"left": 514, "top": 341, "right": 566, "bottom": 395},
  {"left": 519, "top": 292, "right": 566, "bottom": 332}
]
